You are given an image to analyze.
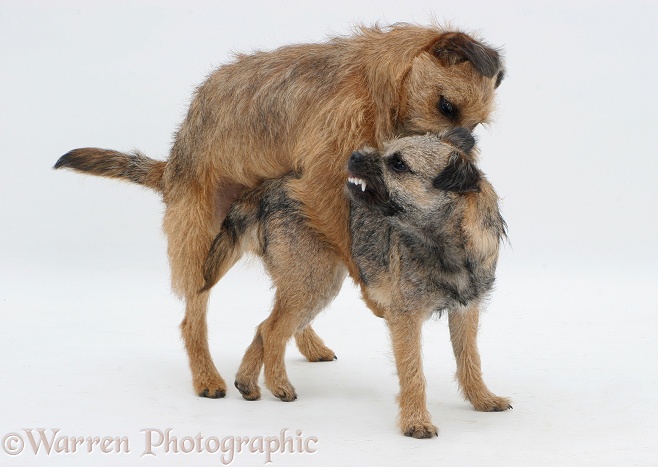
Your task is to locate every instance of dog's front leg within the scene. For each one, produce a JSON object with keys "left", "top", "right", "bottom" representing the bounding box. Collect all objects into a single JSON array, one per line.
[
  {"left": 386, "top": 311, "right": 438, "bottom": 438},
  {"left": 448, "top": 302, "right": 512, "bottom": 412}
]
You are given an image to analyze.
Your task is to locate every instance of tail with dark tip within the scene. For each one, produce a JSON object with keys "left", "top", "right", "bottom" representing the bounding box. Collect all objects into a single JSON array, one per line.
[{"left": 54, "top": 148, "right": 166, "bottom": 193}]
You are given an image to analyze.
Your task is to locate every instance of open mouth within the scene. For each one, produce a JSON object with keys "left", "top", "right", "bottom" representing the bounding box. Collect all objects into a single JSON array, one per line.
[{"left": 347, "top": 176, "right": 367, "bottom": 192}]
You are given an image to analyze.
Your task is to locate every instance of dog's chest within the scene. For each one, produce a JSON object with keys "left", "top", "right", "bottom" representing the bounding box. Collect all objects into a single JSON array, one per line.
[
  {"left": 396, "top": 234, "right": 485, "bottom": 311},
  {"left": 351, "top": 210, "right": 495, "bottom": 312}
]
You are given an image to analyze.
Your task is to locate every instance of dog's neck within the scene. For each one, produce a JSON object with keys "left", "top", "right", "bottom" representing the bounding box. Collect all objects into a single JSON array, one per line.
[{"left": 390, "top": 203, "right": 464, "bottom": 247}]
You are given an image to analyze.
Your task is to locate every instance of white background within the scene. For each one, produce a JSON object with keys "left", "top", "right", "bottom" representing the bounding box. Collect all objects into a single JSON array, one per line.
[{"left": 1, "top": 1, "right": 657, "bottom": 465}]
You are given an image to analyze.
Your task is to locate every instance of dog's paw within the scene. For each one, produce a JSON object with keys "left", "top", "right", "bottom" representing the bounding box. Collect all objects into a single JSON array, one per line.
[
  {"left": 194, "top": 375, "right": 227, "bottom": 399},
  {"left": 268, "top": 382, "right": 297, "bottom": 402},
  {"left": 299, "top": 342, "right": 337, "bottom": 362},
  {"left": 234, "top": 380, "right": 261, "bottom": 401},
  {"left": 472, "top": 395, "right": 512, "bottom": 412},
  {"left": 403, "top": 422, "right": 439, "bottom": 439},
  {"left": 199, "top": 388, "right": 226, "bottom": 398},
  {"left": 198, "top": 387, "right": 226, "bottom": 399},
  {"left": 295, "top": 328, "right": 337, "bottom": 362}
]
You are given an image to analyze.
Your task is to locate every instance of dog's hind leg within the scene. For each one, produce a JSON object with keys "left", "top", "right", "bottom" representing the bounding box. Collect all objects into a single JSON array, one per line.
[
  {"left": 264, "top": 259, "right": 345, "bottom": 402},
  {"left": 294, "top": 327, "right": 337, "bottom": 362},
  {"left": 284, "top": 159, "right": 354, "bottom": 363},
  {"left": 235, "top": 296, "right": 331, "bottom": 402},
  {"left": 234, "top": 331, "right": 265, "bottom": 400},
  {"left": 448, "top": 303, "right": 512, "bottom": 412},
  {"left": 164, "top": 184, "right": 232, "bottom": 398},
  {"left": 235, "top": 237, "right": 346, "bottom": 402},
  {"left": 244, "top": 291, "right": 304, "bottom": 402},
  {"left": 180, "top": 291, "right": 226, "bottom": 398}
]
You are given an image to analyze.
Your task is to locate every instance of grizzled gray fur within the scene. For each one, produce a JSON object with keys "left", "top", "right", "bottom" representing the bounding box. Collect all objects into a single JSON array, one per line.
[
  {"left": 346, "top": 127, "right": 506, "bottom": 316},
  {"left": 202, "top": 127, "right": 510, "bottom": 439}
]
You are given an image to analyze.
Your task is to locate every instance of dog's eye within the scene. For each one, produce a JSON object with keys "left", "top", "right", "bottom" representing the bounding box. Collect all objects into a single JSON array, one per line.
[
  {"left": 393, "top": 160, "right": 407, "bottom": 171},
  {"left": 388, "top": 153, "right": 409, "bottom": 173},
  {"left": 438, "top": 96, "right": 457, "bottom": 119}
]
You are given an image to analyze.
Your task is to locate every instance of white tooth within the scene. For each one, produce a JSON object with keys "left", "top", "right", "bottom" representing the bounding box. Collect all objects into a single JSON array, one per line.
[{"left": 361, "top": 181, "right": 366, "bottom": 191}]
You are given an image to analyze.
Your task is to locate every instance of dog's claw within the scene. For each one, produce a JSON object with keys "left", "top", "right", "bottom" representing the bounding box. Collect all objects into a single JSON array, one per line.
[
  {"left": 271, "top": 385, "right": 297, "bottom": 402},
  {"left": 275, "top": 392, "right": 297, "bottom": 402},
  {"left": 491, "top": 404, "right": 514, "bottom": 411},
  {"left": 234, "top": 380, "right": 261, "bottom": 401},
  {"left": 276, "top": 394, "right": 297, "bottom": 402},
  {"left": 403, "top": 423, "right": 438, "bottom": 439},
  {"left": 472, "top": 396, "right": 512, "bottom": 412},
  {"left": 199, "top": 388, "right": 226, "bottom": 399},
  {"left": 313, "top": 354, "right": 337, "bottom": 362}
]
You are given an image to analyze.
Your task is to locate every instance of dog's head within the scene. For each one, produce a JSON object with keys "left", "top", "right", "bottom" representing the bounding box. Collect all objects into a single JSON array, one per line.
[
  {"left": 397, "top": 30, "right": 504, "bottom": 135},
  {"left": 346, "top": 128, "right": 482, "bottom": 223}
]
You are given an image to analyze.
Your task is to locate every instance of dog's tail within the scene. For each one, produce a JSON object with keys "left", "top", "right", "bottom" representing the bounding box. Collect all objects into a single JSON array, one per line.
[
  {"left": 200, "top": 187, "right": 264, "bottom": 293},
  {"left": 54, "top": 148, "right": 166, "bottom": 193}
]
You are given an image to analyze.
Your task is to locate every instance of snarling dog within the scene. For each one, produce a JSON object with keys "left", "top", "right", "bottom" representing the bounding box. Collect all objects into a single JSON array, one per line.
[
  {"left": 54, "top": 23, "right": 504, "bottom": 401},
  {"left": 202, "top": 128, "right": 511, "bottom": 437}
]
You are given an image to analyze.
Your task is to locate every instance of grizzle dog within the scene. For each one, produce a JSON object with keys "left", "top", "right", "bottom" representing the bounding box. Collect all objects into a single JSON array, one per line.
[
  {"left": 55, "top": 24, "right": 504, "bottom": 404},
  {"left": 202, "top": 128, "right": 510, "bottom": 438}
]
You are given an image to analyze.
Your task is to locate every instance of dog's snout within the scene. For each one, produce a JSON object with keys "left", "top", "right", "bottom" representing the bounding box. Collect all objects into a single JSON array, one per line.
[{"left": 348, "top": 151, "right": 367, "bottom": 171}]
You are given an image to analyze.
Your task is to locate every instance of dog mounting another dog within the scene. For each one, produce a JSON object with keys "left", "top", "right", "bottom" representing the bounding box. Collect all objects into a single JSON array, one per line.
[{"left": 55, "top": 23, "right": 509, "bottom": 437}]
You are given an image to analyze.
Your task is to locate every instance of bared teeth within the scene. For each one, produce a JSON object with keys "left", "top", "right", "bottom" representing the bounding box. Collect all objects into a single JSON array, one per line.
[{"left": 348, "top": 176, "right": 367, "bottom": 191}]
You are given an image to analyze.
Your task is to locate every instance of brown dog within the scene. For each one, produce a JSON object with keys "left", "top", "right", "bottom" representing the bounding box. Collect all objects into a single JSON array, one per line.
[
  {"left": 54, "top": 23, "right": 504, "bottom": 402},
  {"left": 202, "top": 129, "right": 510, "bottom": 437}
]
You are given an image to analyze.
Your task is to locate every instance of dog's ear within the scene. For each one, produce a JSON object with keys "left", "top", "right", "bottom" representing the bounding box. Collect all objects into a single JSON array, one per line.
[
  {"left": 442, "top": 127, "right": 476, "bottom": 154},
  {"left": 431, "top": 32, "right": 503, "bottom": 80},
  {"left": 433, "top": 153, "right": 481, "bottom": 193}
]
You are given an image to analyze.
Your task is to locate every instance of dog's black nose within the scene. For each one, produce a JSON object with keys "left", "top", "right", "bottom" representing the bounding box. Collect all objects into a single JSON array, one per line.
[
  {"left": 444, "top": 127, "right": 476, "bottom": 154},
  {"left": 349, "top": 151, "right": 366, "bottom": 171},
  {"left": 350, "top": 151, "right": 364, "bottom": 163}
]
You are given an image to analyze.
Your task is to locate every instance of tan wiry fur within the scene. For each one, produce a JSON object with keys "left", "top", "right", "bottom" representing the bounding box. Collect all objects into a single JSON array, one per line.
[{"left": 55, "top": 23, "right": 504, "bottom": 408}]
